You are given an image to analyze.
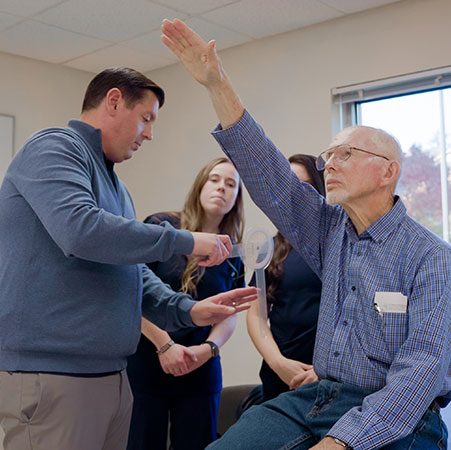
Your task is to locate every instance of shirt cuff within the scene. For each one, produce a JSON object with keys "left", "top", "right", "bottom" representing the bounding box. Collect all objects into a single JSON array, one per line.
[
  {"left": 174, "top": 295, "right": 197, "bottom": 327},
  {"left": 173, "top": 229, "right": 194, "bottom": 255}
]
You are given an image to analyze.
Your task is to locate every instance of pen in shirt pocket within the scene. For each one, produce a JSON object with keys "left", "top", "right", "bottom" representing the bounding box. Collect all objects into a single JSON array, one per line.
[{"left": 374, "top": 302, "right": 383, "bottom": 318}]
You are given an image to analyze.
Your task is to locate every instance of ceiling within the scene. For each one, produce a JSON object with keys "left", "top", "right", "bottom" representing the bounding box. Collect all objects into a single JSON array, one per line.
[{"left": 0, "top": 0, "right": 402, "bottom": 74}]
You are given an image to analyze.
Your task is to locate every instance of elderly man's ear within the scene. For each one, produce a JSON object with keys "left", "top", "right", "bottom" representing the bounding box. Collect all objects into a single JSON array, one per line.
[{"left": 381, "top": 160, "right": 401, "bottom": 188}]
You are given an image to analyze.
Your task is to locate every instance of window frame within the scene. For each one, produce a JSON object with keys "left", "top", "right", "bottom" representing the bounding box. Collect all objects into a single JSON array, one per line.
[{"left": 331, "top": 67, "right": 451, "bottom": 242}]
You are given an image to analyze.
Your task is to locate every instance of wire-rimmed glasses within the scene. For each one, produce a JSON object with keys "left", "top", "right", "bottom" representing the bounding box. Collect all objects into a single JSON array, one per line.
[{"left": 315, "top": 144, "right": 390, "bottom": 170}]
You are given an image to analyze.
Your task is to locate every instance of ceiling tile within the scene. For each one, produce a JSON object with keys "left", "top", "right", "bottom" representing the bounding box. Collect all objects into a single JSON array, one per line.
[
  {"left": 0, "top": 0, "right": 66, "bottom": 17},
  {"left": 185, "top": 17, "right": 252, "bottom": 50},
  {"left": 121, "top": 29, "right": 178, "bottom": 62},
  {"left": 64, "top": 43, "right": 175, "bottom": 74},
  {"left": 152, "top": 0, "right": 239, "bottom": 15},
  {"left": 202, "top": 0, "right": 344, "bottom": 39},
  {"left": 0, "top": 20, "right": 109, "bottom": 63},
  {"left": 34, "top": 0, "right": 186, "bottom": 42},
  {"left": 0, "top": 0, "right": 404, "bottom": 73},
  {"left": 0, "top": 11, "right": 23, "bottom": 31},
  {"left": 318, "top": 0, "right": 401, "bottom": 14}
]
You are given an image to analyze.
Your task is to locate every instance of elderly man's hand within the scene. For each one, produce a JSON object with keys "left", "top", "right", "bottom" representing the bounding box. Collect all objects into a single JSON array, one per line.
[
  {"left": 191, "top": 287, "right": 258, "bottom": 326},
  {"left": 162, "top": 18, "right": 244, "bottom": 129},
  {"left": 309, "top": 437, "right": 349, "bottom": 449},
  {"left": 162, "top": 19, "right": 225, "bottom": 88}
]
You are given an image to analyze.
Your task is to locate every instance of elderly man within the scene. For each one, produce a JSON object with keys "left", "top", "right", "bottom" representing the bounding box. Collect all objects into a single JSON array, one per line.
[
  {"left": 161, "top": 19, "right": 451, "bottom": 450},
  {"left": 0, "top": 67, "right": 257, "bottom": 450}
]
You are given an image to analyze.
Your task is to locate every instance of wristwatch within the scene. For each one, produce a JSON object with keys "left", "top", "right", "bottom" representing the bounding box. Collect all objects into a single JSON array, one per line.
[
  {"left": 332, "top": 437, "right": 352, "bottom": 449},
  {"left": 204, "top": 340, "right": 219, "bottom": 358}
]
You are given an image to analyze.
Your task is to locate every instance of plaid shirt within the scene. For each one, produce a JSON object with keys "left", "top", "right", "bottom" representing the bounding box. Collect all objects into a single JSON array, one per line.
[{"left": 212, "top": 110, "right": 451, "bottom": 449}]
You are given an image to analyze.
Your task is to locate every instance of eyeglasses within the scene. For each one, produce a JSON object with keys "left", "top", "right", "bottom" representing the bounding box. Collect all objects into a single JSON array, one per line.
[{"left": 315, "top": 144, "right": 390, "bottom": 170}]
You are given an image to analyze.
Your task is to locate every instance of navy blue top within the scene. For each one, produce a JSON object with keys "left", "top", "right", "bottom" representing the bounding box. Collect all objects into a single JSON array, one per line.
[
  {"left": 258, "top": 247, "right": 321, "bottom": 399},
  {"left": 127, "top": 212, "right": 244, "bottom": 395}
]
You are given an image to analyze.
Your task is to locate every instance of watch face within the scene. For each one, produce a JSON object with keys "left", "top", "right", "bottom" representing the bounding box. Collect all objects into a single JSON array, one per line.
[{"left": 206, "top": 341, "right": 219, "bottom": 357}]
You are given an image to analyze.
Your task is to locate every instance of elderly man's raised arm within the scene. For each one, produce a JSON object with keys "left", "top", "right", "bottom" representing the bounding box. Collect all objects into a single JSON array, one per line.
[
  {"left": 161, "top": 19, "right": 243, "bottom": 129},
  {"left": 161, "top": 19, "right": 340, "bottom": 277}
]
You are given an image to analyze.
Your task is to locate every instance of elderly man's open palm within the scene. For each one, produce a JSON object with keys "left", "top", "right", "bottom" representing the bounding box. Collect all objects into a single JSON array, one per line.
[
  {"left": 162, "top": 19, "right": 224, "bottom": 87},
  {"left": 161, "top": 19, "right": 245, "bottom": 129}
]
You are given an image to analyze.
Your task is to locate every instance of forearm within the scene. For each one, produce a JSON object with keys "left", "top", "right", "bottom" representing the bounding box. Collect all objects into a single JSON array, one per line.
[
  {"left": 141, "top": 317, "right": 171, "bottom": 349},
  {"left": 57, "top": 212, "right": 193, "bottom": 264},
  {"left": 141, "top": 265, "right": 196, "bottom": 331},
  {"left": 206, "top": 314, "right": 237, "bottom": 348},
  {"left": 207, "top": 76, "right": 245, "bottom": 130},
  {"left": 246, "top": 303, "right": 282, "bottom": 368}
]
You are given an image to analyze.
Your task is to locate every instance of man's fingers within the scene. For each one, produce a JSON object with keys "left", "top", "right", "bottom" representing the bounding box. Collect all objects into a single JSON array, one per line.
[
  {"left": 223, "top": 286, "right": 258, "bottom": 298},
  {"left": 220, "top": 287, "right": 259, "bottom": 306},
  {"left": 163, "top": 18, "right": 194, "bottom": 50},
  {"left": 161, "top": 35, "right": 183, "bottom": 56},
  {"left": 235, "top": 292, "right": 259, "bottom": 304},
  {"left": 233, "top": 303, "right": 251, "bottom": 313},
  {"left": 172, "top": 19, "right": 194, "bottom": 48},
  {"left": 162, "top": 20, "right": 189, "bottom": 53},
  {"left": 173, "top": 18, "right": 206, "bottom": 48},
  {"left": 219, "top": 235, "right": 232, "bottom": 256},
  {"left": 197, "top": 258, "right": 211, "bottom": 267}
]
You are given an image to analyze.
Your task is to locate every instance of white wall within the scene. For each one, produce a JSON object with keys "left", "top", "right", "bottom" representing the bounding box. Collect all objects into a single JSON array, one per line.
[
  {"left": 0, "top": 51, "right": 93, "bottom": 156},
  {"left": 116, "top": 0, "right": 451, "bottom": 387}
]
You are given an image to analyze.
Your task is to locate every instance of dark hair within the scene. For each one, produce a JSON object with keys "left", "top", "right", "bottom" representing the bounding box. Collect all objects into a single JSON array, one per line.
[
  {"left": 287, "top": 154, "right": 325, "bottom": 196},
  {"left": 81, "top": 67, "right": 165, "bottom": 112},
  {"left": 266, "top": 154, "right": 325, "bottom": 304}
]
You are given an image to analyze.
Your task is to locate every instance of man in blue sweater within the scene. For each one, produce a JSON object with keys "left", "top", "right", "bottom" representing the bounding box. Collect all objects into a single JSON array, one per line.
[{"left": 0, "top": 67, "right": 257, "bottom": 450}]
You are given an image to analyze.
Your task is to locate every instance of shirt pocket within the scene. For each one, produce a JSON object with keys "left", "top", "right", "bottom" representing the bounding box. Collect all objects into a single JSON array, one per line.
[{"left": 381, "top": 312, "right": 409, "bottom": 359}]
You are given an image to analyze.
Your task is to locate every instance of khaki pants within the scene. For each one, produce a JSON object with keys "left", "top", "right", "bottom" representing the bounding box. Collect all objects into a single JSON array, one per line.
[{"left": 0, "top": 370, "right": 133, "bottom": 450}]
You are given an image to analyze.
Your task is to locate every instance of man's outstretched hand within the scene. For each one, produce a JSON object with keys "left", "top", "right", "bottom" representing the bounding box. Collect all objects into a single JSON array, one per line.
[
  {"left": 191, "top": 287, "right": 258, "bottom": 326},
  {"left": 162, "top": 18, "right": 244, "bottom": 129},
  {"left": 161, "top": 18, "right": 224, "bottom": 88}
]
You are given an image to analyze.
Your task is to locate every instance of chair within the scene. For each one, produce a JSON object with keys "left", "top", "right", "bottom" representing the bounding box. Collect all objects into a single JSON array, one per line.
[{"left": 217, "top": 384, "right": 265, "bottom": 437}]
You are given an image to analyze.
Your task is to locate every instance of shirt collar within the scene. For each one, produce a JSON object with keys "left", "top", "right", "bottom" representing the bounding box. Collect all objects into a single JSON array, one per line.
[
  {"left": 68, "top": 119, "right": 104, "bottom": 160},
  {"left": 346, "top": 196, "right": 406, "bottom": 243}
]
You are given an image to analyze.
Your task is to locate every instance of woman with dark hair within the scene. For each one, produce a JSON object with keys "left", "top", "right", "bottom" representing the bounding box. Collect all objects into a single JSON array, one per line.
[
  {"left": 127, "top": 157, "right": 245, "bottom": 450},
  {"left": 247, "top": 154, "right": 325, "bottom": 401}
]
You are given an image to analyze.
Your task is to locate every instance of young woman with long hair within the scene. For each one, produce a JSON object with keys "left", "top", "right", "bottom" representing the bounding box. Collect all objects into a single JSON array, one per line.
[
  {"left": 127, "top": 157, "right": 244, "bottom": 450},
  {"left": 247, "top": 154, "right": 325, "bottom": 401}
]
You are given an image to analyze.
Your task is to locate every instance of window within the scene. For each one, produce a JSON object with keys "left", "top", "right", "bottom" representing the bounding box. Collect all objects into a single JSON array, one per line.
[{"left": 332, "top": 67, "right": 451, "bottom": 242}]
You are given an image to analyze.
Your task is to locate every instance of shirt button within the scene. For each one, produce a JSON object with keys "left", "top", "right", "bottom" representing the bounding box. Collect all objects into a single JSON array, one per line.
[
  {"left": 333, "top": 351, "right": 340, "bottom": 357},
  {"left": 351, "top": 286, "right": 356, "bottom": 291},
  {"left": 343, "top": 320, "right": 348, "bottom": 326}
]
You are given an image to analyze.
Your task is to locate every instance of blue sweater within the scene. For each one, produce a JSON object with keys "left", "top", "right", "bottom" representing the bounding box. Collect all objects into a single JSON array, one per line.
[{"left": 0, "top": 120, "right": 196, "bottom": 374}]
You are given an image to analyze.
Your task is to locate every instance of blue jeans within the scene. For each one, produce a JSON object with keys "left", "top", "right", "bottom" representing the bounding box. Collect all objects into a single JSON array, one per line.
[{"left": 207, "top": 380, "right": 448, "bottom": 449}]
